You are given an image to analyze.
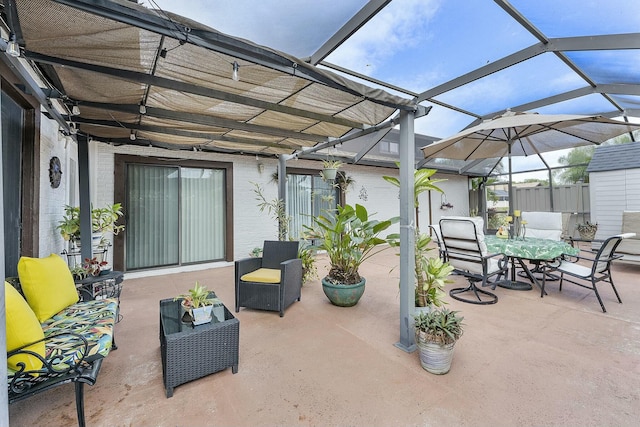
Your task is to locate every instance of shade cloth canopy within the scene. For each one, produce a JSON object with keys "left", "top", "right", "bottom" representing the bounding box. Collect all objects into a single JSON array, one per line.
[{"left": 7, "top": 0, "right": 413, "bottom": 156}]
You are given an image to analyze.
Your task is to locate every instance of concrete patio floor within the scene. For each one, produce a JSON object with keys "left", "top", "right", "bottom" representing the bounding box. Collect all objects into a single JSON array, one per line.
[{"left": 9, "top": 247, "right": 640, "bottom": 426}]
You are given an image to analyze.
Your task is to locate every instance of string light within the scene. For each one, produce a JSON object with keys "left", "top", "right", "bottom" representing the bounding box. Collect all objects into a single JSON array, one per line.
[{"left": 232, "top": 61, "right": 239, "bottom": 81}]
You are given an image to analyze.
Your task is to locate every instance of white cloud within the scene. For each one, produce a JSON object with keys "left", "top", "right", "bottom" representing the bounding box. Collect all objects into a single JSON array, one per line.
[{"left": 325, "top": 0, "right": 441, "bottom": 75}]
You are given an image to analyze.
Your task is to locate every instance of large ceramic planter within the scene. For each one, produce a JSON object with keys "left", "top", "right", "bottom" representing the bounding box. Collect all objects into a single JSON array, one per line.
[
  {"left": 321, "top": 277, "right": 366, "bottom": 307},
  {"left": 416, "top": 331, "right": 456, "bottom": 374}
]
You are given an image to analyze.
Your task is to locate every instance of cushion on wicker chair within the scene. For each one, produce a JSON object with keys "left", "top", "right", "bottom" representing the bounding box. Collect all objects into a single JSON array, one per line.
[
  {"left": 240, "top": 268, "right": 281, "bottom": 283},
  {"left": 17, "top": 254, "right": 79, "bottom": 322},
  {"left": 5, "top": 282, "right": 45, "bottom": 371}
]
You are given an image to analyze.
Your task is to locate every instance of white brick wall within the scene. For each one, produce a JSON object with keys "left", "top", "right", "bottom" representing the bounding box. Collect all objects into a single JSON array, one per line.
[{"left": 36, "top": 114, "right": 469, "bottom": 270}]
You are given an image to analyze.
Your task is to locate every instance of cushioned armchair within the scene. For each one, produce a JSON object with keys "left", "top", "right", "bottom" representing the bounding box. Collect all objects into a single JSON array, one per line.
[
  {"left": 439, "top": 216, "right": 508, "bottom": 305},
  {"left": 235, "top": 241, "right": 302, "bottom": 317}
]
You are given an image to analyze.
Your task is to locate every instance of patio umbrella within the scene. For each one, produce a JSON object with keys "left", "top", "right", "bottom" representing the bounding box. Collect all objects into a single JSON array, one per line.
[{"left": 421, "top": 110, "right": 640, "bottom": 214}]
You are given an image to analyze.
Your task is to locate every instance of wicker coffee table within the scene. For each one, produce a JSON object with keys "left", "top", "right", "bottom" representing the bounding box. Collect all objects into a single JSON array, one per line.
[{"left": 159, "top": 296, "right": 239, "bottom": 397}]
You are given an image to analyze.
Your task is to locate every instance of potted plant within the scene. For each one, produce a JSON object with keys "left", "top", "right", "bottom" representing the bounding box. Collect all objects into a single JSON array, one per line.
[
  {"left": 57, "top": 203, "right": 125, "bottom": 248},
  {"left": 321, "top": 159, "right": 344, "bottom": 181},
  {"left": 83, "top": 257, "right": 108, "bottom": 277},
  {"left": 304, "top": 203, "right": 395, "bottom": 306},
  {"left": 415, "top": 236, "right": 454, "bottom": 308},
  {"left": 414, "top": 308, "right": 464, "bottom": 374},
  {"left": 576, "top": 221, "right": 598, "bottom": 240},
  {"left": 298, "top": 241, "right": 318, "bottom": 285},
  {"left": 389, "top": 231, "right": 453, "bottom": 310},
  {"left": 176, "top": 281, "right": 218, "bottom": 325}
]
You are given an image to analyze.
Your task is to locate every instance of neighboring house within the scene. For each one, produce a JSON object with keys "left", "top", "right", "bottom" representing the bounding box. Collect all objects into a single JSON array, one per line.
[{"left": 587, "top": 142, "right": 640, "bottom": 240}]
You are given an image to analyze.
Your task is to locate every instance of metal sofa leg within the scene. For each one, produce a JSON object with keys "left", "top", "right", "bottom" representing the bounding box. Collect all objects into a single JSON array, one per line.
[{"left": 75, "top": 381, "right": 86, "bottom": 427}]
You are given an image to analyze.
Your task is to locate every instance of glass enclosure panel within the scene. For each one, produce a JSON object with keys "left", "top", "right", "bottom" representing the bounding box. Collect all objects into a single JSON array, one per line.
[
  {"left": 181, "top": 168, "right": 225, "bottom": 263},
  {"left": 126, "top": 164, "right": 179, "bottom": 269}
]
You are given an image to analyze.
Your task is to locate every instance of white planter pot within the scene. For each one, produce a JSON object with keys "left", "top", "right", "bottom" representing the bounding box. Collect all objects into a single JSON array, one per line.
[
  {"left": 322, "top": 168, "right": 337, "bottom": 180},
  {"left": 416, "top": 333, "right": 456, "bottom": 374},
  {"left": 192, "top": 305, "right": 213, "bottom": 325}
]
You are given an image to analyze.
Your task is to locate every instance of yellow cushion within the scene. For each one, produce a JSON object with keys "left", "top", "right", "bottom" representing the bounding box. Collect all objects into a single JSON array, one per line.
[
  {"left": 241, "top": 268, "right": 281, "bottom": 284},
  {"left": 17, "top": 254, "right": 79, "bottom": 322},
  {"left": 5, "top": 281, "right": 45, "bottom": 371}
]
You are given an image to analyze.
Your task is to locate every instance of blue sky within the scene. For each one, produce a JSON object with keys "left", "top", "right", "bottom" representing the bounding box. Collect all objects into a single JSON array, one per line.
[{"left": 144, "top": 0, "right": 640, "bottom": 179}]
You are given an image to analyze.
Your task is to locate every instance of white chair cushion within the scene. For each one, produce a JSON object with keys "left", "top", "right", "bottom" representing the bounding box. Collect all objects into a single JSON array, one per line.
[{"left": 522, "top": 212, "right": 562, "bottom": 241}]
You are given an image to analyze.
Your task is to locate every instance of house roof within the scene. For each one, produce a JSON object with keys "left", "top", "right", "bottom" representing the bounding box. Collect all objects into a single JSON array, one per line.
[{"left": 587, "top": 142, "right": 640, "bottom": 173}]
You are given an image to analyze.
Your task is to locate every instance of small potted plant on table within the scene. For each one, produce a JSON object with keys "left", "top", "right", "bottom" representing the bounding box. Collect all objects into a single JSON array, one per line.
[{"left": 176, "top": 282, "right": 218, "bottom": 325}]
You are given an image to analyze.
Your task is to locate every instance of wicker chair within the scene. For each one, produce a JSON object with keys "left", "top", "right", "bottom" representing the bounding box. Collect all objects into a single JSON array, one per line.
[{"left": 235, "top": 241, "right": 302, "bottom": 317}]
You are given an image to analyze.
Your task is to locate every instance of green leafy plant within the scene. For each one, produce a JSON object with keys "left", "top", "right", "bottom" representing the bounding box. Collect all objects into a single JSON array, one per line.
[
  {"left": 414, "top": 308, "right": 464, "bottom": 345},
  {"left": 383, "top": 167, "right": 446, "bottom": 230},
  {"left": 388, "top": 231, "right": 454, "bottom": 307},
  {"left": 57, "top": 203, "right": 125, "bottom": 243},
  {"left": 321, "top": 159, "right": 344, "bottom": 170},
  {"left": 252, "top": 182, "right": 290, "bottom": 241},
  {"left": 176, "top": 281, "right": 214, "bottom": 308},
  {"left": 250, "top": 247, "right": 263, "bottom": 258},
  {"left": 298, "top": 241, "right": 318, "bottom": 284},
  {"left": 304, "top": 203, "right": 395, "bottom": 285},
  {"left": 91, "top": 203, "right": 125, "bottom": 235}
]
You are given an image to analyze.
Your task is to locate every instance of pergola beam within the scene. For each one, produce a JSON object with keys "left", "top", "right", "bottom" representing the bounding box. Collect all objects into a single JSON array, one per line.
[
  {"left": 307, "top": 0, "right": 391, "bottom": 65},
  {"left": 74, "top": 102, "right": 327, "bottom": 143},
  {"left": 25, "top": 52, "right": 365, "bottom": 130}
]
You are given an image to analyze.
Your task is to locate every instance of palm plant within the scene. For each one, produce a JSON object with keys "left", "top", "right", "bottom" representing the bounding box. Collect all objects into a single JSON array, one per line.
[{"left": 383, "top": 167, "right": 446, "bottom": 230}]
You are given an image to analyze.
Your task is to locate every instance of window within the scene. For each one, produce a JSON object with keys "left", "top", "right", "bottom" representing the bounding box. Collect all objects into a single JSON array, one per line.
[
  {"left": 122, "top": 160, "right": 230, "bottom": 271},
  {"left": 287, "top": 172, "right": 339, "bottom": 240},
  {"left": 380, "top": 141, "right": 399, "bottom": 154}
]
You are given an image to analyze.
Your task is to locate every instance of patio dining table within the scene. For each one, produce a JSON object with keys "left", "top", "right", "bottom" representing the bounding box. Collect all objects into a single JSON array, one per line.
[{"left": 485, "top": 235, "right": 579, "bottom": 291}]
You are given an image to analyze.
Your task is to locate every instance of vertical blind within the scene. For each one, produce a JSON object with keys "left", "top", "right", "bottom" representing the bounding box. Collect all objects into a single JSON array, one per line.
[
  {"left": 126, "top": 164, "right": 225, "bottom": 270},
  {"left": 181, "top": 168, "right": 225, "bottom": 263},
  {"left": 287, "top": 173, "right": 338, "bottom": 240}
]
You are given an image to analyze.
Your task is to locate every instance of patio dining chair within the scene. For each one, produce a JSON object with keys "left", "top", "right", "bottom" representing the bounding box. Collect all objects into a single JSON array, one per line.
[
  {"left": 428, "top": 224, "right": 445, "bottom": 261},
  {"left": 544, "top": 233, "right": 635, "bottom": 312},
  {"left": 235, "top": 240, "right": 302, "bottom": 317},
  {"left": 439, "top": 216, "right": 508, "bottom": 305}
]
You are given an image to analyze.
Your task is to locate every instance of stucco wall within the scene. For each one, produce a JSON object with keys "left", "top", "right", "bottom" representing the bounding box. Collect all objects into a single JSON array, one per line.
[{"left": 37, "top": 114, "right": 469, "bottom": 273}]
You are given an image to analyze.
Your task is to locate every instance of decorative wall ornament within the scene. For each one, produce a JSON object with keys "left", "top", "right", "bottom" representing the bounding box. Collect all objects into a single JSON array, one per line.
[{"left": 49, "top": 156, "right": 62, "bottom": 188}]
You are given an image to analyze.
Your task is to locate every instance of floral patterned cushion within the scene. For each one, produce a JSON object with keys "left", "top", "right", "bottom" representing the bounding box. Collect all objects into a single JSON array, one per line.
[{"left": 40, "top": 298, "right": 118, "bottom": 368}]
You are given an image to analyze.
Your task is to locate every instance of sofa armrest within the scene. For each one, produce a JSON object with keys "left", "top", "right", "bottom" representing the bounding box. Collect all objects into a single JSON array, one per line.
[{"left": 7, "top": 331, "right": 102, "bottom": 402}]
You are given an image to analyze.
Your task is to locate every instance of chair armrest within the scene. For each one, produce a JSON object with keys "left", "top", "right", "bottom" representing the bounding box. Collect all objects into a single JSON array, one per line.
[
  {"left": 235, "top": 257, "right": 263, "bottom": 278},
  {"left": 281, "top": 258, "right": 302, "bottom": 281}
]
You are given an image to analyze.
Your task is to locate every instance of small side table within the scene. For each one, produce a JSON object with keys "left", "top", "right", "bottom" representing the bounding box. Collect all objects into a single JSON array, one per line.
[
  {"left": 75, "top": 271, "right": 124, "bottom": 322},
  {"left": 75, "top": 270, "right": 124, "bottom": 301},
  {"left": 159, "top": 297, "right": 239, "bottom": 398}
]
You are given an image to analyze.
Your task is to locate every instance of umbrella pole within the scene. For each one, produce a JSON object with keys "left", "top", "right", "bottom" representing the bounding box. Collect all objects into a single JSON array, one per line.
[{"left": 508, "top": 142, "right": 513, "bottom": 216}]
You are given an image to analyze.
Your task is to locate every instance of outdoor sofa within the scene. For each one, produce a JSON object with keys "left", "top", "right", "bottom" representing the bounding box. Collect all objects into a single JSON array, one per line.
[{"left": 5, "top": 254, "right": 118, "bottom": 427}]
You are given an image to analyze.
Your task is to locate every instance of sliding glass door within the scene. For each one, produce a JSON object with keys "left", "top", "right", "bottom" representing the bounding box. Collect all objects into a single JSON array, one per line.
[
  {"left": 126, "top": 164, "right": 226, "bottom": 270},
  {"left": 287, "top": 173, "right": 338, "bottom": 240}
]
